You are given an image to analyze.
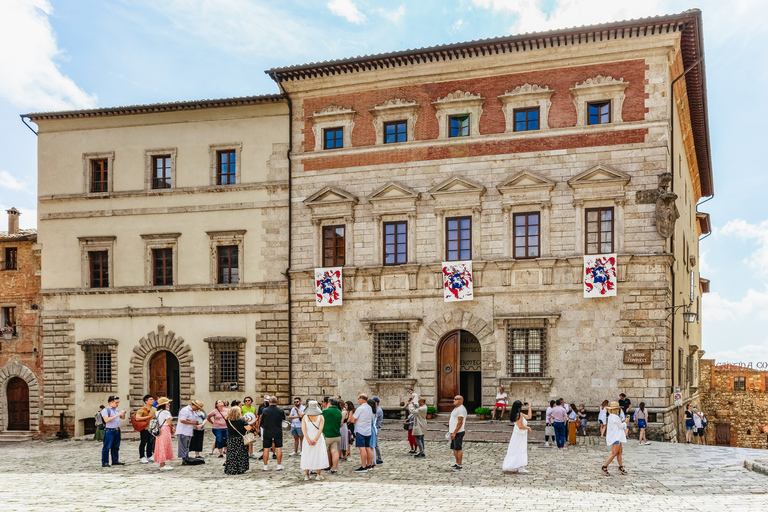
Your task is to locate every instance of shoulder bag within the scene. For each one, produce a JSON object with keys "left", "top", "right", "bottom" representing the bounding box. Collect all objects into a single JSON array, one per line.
[{"left": 228, "top": 420, "right": 257, "bottom": 446}]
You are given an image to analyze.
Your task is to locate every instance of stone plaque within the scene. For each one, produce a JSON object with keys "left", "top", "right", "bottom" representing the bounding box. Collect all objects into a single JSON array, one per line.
[{"left": 624, "top": 349, "right": 651, "bottom": 365}]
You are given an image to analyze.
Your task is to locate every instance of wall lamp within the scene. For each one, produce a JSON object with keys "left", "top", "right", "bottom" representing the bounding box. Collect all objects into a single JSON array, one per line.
[{"left": 666, "top": 303, "right": 697, "bottom": 323}]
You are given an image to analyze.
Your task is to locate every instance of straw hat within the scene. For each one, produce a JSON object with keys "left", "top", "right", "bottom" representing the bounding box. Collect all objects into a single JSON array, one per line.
[
  {"left": 607, "top": 401, "right": 621, "bottom": 414},
  {"left": 190, "top": 399, "right": 204, "bottom": 409},
  {"left": 156, "top": 397, "right": 172, "bottom": 407},
  {"left": 304, "top": 400, "right": 323, "bottom": 416}
]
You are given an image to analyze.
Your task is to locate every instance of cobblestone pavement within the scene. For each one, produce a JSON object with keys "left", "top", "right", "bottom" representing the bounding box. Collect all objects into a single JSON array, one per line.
[{"left": 1, "top": 428, "right": 766, "bottom": 512}]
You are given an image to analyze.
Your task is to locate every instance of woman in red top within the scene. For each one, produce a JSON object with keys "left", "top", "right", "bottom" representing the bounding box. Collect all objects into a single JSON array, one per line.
[{"left": 207, "top": 400, "right": 230, "bottom": 457}]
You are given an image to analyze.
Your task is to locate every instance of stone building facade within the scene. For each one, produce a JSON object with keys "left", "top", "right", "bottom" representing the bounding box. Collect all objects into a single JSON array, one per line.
[
  {"left": 700, "top": 359, "right": 768, "bottom": 448},
  {"left": 28, "top": 98, "right": 290, "bottom": 436},
  {"left": 269, "top": 11, "right": 713, "bottom": 440},
  {"left": 0, "top": 208, "right": 43, "bottom": 436}
]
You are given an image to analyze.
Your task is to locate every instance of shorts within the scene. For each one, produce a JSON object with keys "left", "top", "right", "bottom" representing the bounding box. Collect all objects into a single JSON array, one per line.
[
  {"left": 326, "top": 436, "right": 340, "bottom": 450},
  {"left": 686, "top": 425, "right": 694, "bottom": 431},
  {"left": 262, "top": 436, "right": 283, "bottom": 449},
  {"left": 693, "top": 428, "right": 702, "bottom": 436},
  {"left": 612, "top": 441, "right": 620, "bottom": 445},
  {"left": 355, "top": 433, "right": 372, "bottom": 448},
  {"left": 450, "top": 432, "right": 465, "bottom": 451},
  {"left": 290, "top": 426, "right": 302, "bottom": 437},
  {"left": 580, "top": 419, "right": 587, "bottom": 428},
  {"left": 599, "top": 419, "right": 605, "bottom": 425},
  {"left": 495, "top": 403, "right": 506, "bottom": 408},
  {"left": 637, "top": 419, "right": 647, "bottom": 429}
]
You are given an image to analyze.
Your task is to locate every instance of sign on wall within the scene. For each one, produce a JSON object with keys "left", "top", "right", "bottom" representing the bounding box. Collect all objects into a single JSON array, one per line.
[
  {"left": 623, "top": 349, "right": 651, "bottom": 365},
  {"left": 443, "top": 261, "right": 473, "bottom": 302},
  {"left": 460, "top": 341, "right": 482, "bottom": 371},
  {"left": 583, "top": 254, "right": 617, "bottom": 298},
  {"left": 315, "top": 267, "right": 342, "bottom": 306}
]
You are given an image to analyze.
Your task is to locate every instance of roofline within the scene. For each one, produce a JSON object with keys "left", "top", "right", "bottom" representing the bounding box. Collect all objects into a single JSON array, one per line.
[{"left": 23, "top": 94, "right": 285, "bottom": 121}]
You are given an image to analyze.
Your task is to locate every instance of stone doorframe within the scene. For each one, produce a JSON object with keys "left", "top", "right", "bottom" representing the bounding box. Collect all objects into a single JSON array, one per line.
[
  {"left": 0, "top": 362, "right": 40, "bottom": 432},
  {"left": 129, "top": 325, "right": 195, "bottom": 412}
]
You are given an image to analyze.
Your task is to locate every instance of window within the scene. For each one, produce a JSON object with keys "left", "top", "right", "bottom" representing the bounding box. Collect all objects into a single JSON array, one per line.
[
  {"left": 324, "top": 127, "right": 344, "bottom": 149},
  {"left": 383, "top": 221, "right": 407, "bottom": 265},
  {"left": 449, "top": 115, "right": 470, "bottom": 137},
  {"left": 588, "top": 101, "right": 611, "bottom": 125},
  {"left": 507, "top": 319, "right": 546, "bottom": 377},
  {"left": 514, "top": 107, "right": 540, "bottom": 132},
  {"left": 217, "top": 246, "right": 239, "bottom": 284},
  {"left": 89, "top": 251, "right": 109, "bottom": 288},
  {"left": 585, "top": 207, "right": 614, "bottom": 254},
  {"left": 206, "top": 337, "right": 245, "bottom": 392},
  {"left": 216, "top": 150, "right": 237, "bottom": 185},
  {"left": 446, "top": 217, "right": 471, "bottom": 261},
  {"left": 1, "top": 306, "right": 16, "bottom": 336},
  {"left": 152, "top": 155, "right": 172, "bottom": 189},
  {"left": 322, "top": 225, "right": 345, "bottom": 267},
  {"left": 91, "top": 159, "right": 108, "bottom": 192},
  {"left": 734, "top": 377, "right": 746, "bottom": 392},
  {"left": 373, "top": 323, "right": 409, "bottom": 378},
  {"left": 152, "top": 248, "right": 173, "bottom": 286},
  {"left": 4, "top": 247, "right": 17, "bottom": 270},
  {"left": 513, "top": 213, "right": 540, "bottom": 259},
  {"left": 78, "top": 339, "right": 118, "bottom": 392},
  {"left": 384, "top": 120, "right": 407, "bottom": 143}
]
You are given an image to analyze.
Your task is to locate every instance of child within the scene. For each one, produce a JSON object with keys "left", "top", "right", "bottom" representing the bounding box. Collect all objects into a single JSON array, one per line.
[
  {"left": 406, "top": 412, "right": 417, "bottom": 454},
  {"left": 578, "top": 404, "right": 587, "bottom": 436},
  {"left": 602, "top": 401, "right": 629, "bottom": 476},
  {"left": 93, "top": 405, "right": 105, "bottom": 441},
  {"left": 636, "top": 402, "right": 649, "bottom": 445},
  {"left": 598, "top": 400, "right": 609, "bottom": 437}
]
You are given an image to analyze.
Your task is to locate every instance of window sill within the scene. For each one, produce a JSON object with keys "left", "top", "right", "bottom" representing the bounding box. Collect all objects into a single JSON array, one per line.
[
  {"left": 364, "top": 378, "right": 417, "bottom": 395},
  {"left": 499, "top": 377, "right": 554, "bottom": 392}
]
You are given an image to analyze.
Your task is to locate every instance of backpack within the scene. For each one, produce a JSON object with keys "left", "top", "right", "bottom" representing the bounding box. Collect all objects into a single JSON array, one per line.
[
  {"left": 130, "top": 407, "right": 150, "bottom": 431},
  {"left": 147, "top": 416, "right": 161, "bottom": 437}
]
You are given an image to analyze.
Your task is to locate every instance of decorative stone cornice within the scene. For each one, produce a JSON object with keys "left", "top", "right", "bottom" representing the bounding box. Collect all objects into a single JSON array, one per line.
[
  {"left": 360, "top": 318, "right": 422, "bottom": 334},
  {"left": 76, "top": 338, "right": 118, "bottom": 346},
  {"left": 312, "top": 105, "right": 356, "bottom": 117},
  {"left": 203, "top": 336, "right": 247, "bottom": 344},
  {"left": 572, "top": 75, "right": 627, "bottom": 89}
]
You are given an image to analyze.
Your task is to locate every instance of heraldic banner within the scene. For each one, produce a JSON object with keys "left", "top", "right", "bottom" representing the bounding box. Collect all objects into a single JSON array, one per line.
[
  {"left": 315, "top": 267, "right": 342, "bottom": 306},
  {"left": 583, "top": 254, "right": 617, "bottom": 298},
  {"left": 443, "top": 261, "right": 473, "bottom": 302}
]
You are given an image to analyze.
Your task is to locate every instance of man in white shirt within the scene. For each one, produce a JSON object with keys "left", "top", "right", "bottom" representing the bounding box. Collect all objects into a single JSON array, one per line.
[
  {"left": 177, "top": 400, "right": 203, "bottom": 463},
  {"left": 448, "top": 395, "right": 467, "bottom": 470},
  {"left": 287, "top": 397, "right": 305, "bottom": 456},
  {"left": 350, "top": 393, "right": 374, "bottom": 472}
]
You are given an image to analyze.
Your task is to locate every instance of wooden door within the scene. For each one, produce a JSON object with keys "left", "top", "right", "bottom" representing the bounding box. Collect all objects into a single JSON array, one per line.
[
  {"left": 716, "top": 423, "right": 731, "bottom": 446},
  {"left": 437, "top": 332, "right": 460, "bottom": 412},
  {"left": 7, "top": 377, "right": 29, "bottom": 430},
  {"left": 149, "top": 351, "right": 168, "bottom": 400}
]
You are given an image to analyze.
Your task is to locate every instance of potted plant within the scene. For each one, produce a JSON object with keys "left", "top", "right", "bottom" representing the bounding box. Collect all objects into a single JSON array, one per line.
[
  {"left": 475, "top": 407, "right": 491, "bottom": 420},
  {"left": 1, "top": 326, "right": 14, "bottom": 340},
  {"left": 426, "top": 406, "right": 437, "bottom": 419}
]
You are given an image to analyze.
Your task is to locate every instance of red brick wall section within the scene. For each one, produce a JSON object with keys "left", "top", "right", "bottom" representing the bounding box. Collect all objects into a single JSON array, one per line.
[{"left": 300, "top": 59, "right": 649, "bottom": 154}]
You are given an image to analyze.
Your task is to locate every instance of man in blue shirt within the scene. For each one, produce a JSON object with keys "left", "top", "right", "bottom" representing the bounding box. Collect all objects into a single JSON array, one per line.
[
  {"left": 101, "top": 395, "right": 126, "bottom": 467},
  {"left": 373, "top": 397, "right": 384, "bottom": 464}
]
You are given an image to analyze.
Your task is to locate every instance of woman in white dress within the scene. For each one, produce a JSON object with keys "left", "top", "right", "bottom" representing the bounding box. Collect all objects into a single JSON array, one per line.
[
  {"left": 502, "top": 400, "right": 532, "bottom": 473},
  {"left": 300, "top": 400, "right": 329, "bottom": 481},
  {"left": 602, "top": 401, "right": 629, "bottom": 476}
]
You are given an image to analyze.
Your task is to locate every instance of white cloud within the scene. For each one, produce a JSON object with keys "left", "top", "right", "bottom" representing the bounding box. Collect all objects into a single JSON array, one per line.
[
  {"left": 377, "top": 5, "right": 406, "bottom": 23},
  {"left": 705, "top": 342, "right": 768, "bottom": 366},
  {"left": 0, "top": 170, "right": 29, "bottom": 192},
  {"left": 0, "top": 0, "right": 96, "bottom": 111},
  {"left": 452, "top": 19, "right": 466, "bottom": 32},
  {"left": 328, "top": 0, "right": 366, "bottom": 24},
  {"left": 718, "top": 219, "right": 768, "bottom": 275},
  {"left": 703, "top": 288, "right": 768, "bottom": 322}
]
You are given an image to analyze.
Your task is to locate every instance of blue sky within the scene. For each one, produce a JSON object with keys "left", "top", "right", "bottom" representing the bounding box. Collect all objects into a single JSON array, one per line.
[{"left": 1, "top": 0, "right": 766, "bottom": 364}]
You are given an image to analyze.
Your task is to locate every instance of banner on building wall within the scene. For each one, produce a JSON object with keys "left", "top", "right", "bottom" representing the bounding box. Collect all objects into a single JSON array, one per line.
[
  {"left": 443, "top": 261, "right": 473, "bottom": 302},
  {"left": 583, "top": 254, "right": 617, "bottom": 298},
  {"left": 315, "top": 267, "right": 342, "bottom": 306}
]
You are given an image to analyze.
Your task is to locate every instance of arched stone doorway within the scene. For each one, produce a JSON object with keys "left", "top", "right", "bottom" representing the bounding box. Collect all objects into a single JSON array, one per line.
[
  {"left": 437, "top": 330, "right": 482, "bottom": 412},
  {"left": 149, "top": 351, "right": 181, "bottom": 416},
  {"left": 0, "top": 362, "right": 40, "bottom": 432},
  {"left": 7, "top": 377, "right": 29, "bottom": 430}
]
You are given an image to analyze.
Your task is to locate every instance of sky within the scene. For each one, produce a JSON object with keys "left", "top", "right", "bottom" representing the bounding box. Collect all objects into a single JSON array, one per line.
[{"left": 0, "top": 0, "right": 766, "bottom": 365}]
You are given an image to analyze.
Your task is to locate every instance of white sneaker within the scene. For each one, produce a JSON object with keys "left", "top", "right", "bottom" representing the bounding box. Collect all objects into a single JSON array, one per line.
[
  {"left": 262, "top": 465, "right": 269, "bottom": 471},
  {"left": 317, "top": 474, "right": 324, "bottom": 481},
  {"left": 276, "top": 465, "right": 284, "bottom": 471},
  {"left": 140, "top": 457, "right": 149, "bottom": 463},
  {"left": 545, "top": 442, "right": 550, "bottom": 446},
  {"left": 517, "top": 468, "right": 529, "bottom": 473},
  {"left": 160, "top": 466, "right": 173, "bottom": 470},
  {"left": 148, "top": 456, "right": 154, "bottom": 462},
  {"left": 289, "top": 452, "right": 298, "bottom": 456}
]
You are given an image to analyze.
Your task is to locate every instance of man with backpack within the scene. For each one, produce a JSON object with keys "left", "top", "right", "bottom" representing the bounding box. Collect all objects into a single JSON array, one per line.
[{"left": 132, "top": 394, "right": 156, "bottom": 464}]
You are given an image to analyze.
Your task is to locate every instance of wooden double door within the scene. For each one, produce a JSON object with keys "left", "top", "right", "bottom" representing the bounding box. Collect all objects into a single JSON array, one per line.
[
  {"left": 437, "top": 330, "right": 482, "bottom": 412},
  {"left": 149, "top": 351, "right": 180, "bottom": 416},
  {"left": 7, "top": 377, "right": 29, "bottom": 430}
]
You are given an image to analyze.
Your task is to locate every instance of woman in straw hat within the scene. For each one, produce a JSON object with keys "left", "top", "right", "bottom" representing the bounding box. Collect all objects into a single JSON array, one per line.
[
  {"left": 300, "top": 400, "right": 329, "bottom": 481},
  {"left": 154, "top": 397, "right": 175, "bottom": 470},
  {"left": 602, "top": 401, "right": 629, "bottom": 476}
]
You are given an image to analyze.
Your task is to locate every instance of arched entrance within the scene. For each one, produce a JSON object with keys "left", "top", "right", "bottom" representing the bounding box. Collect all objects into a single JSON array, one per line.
[
  {"left": 7, "top": 377, "right": 29, "bottom": 430},
  {"left": 149, "top": 351, "right": 180, "bottom": 416},
  {"left": 437, "top": 330, "right": 482, "bottom": 412}
]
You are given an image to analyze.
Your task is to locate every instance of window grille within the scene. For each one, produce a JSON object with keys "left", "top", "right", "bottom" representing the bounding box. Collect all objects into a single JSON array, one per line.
[
  {"left": 1, "top": 307, "right": 16, "bottom": 336},
  {"left": 506, "top": 318, "right": 547, "bottom": 377},
  {"left": 373, "top": 323, "right": 410, "bottom": 379},
  {"left": 84, "top": 345, "right": 115, "bottom": 392},
  {"left": 734, "top": 376, "right": 746, "bottom": 392},
  {"left": 4, "top": 247, "right": 17, "bottom": 270},
  {"left": 207, "top": 338, "right": 245, "bottom": 392}
]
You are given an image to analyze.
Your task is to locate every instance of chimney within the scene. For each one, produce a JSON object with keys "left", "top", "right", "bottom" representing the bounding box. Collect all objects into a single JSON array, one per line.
[{"left": 7, "top": 207, "right": 20, "bottom": 235}]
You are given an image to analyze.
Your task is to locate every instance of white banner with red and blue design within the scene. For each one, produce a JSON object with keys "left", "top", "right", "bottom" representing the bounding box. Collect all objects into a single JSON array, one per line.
[
  {"left": 443, "top": 261, "right": 473, "bottom": 302},
  {"left": 315, "top": 267, "right": 342, "bottom": 306},
  {"left": 583, "top": 254, "right": 617, "bottom": 298}
]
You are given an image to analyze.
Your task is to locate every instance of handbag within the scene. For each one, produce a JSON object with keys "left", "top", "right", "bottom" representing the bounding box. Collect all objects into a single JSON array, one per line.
[
  {"left": 545, "top": 425, "right": 555, "bottom": 436},
  {"left": 228, "top": 420, "right": 257, "bottom": 446}
]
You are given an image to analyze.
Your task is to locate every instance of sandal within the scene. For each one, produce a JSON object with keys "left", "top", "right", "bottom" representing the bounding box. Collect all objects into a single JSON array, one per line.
[
  {"left": 601, "top": 465, "right": 610, "bottom": 476},
  {"left": 618, "top": 466, "right": 628, "bottom": 475}
]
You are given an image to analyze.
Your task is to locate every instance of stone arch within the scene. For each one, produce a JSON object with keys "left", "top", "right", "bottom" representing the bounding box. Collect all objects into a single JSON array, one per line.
[
  {"left": 0, "top": 362, "right": 40, "bottom": 432},
  {"left": 129, "top": 325, "right": 194, "bottom": 412},
  {"left": 422, "top": 309, "right": 495, "bottom": 361}
]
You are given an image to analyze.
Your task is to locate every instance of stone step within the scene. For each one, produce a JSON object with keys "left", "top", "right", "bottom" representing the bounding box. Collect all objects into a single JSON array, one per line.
[{"left": 0, "top": 431, "right": 33, "bottom": 442}]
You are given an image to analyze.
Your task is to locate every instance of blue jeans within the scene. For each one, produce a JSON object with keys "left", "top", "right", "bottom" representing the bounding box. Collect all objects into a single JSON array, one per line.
[
  {"left": 102, "top": 429, "right": 121, "bottom": 465},
  {"left": 212, "top": 428, "right": 228, "bottom": 449},
  {"left": 553, "top": 422, "right": 566, "bottom": 448}
]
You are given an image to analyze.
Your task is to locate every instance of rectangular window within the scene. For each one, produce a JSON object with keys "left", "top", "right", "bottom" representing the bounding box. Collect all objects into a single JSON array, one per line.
[
  {"left": 217, "top": 245, "right": 239, "bottom": 284},
  {"left": 514, "top": 107, "right": 540, "bottom": 132},
  {"left": 89, "top": 251, "right": 109, "bottom": 288},
  {"left": 588, "top": 101, "right": 611, "bottom": 125},
  {"left": 90, "top": 159, "right": 108, "bottom": 192},
  {"left": 207, "top": 339, "right": 245, "bottom": 392},
  {"left": 152, "top": 155, "right": 172, "bottom": 189},
  {"left": 322, "top": 225, "right": 345, "bottom": 267},
  {"left": 216, "top": 150, "right": 237, "bottom": 185},
  {"left": 513, "top": 212, "right": 540, "bottom": 259},
  {"left": 446, "top": 216, "right": 471, "bottom": 261},
  {"left": 585, "top": 207, "right": 614, "bottom": 254},
  {"left": 507, "top": 319, "right": 546, "bottom": 377},
  {"left": 1, "top": 306, "right": 17, "bottom": 336},
  {"left": 449, "top": 115, "right": 470, "bottom": 137},
  {"left": 323, "top": 127, "right": 344, "bottom": 149},
  {"left": 152, "top": 248, "right": 173, "bottom": 286},
  {"left": 83, "top": 344, "right": 115, "bottom": 392},
  {"left": 373, "top": 323, "right": 409, "bottom": 378},
  {"left": 383, "top": 221, "right": 407, "bottom": 265},
  {"left": 4, "top": 247, "right": 17, "bottom": 270},
  {"left": 384, "top": 120, "right": 407, "bottom": 144},
  {"left": 734, "top": 376, "right": 746, "bottom": 392}
]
